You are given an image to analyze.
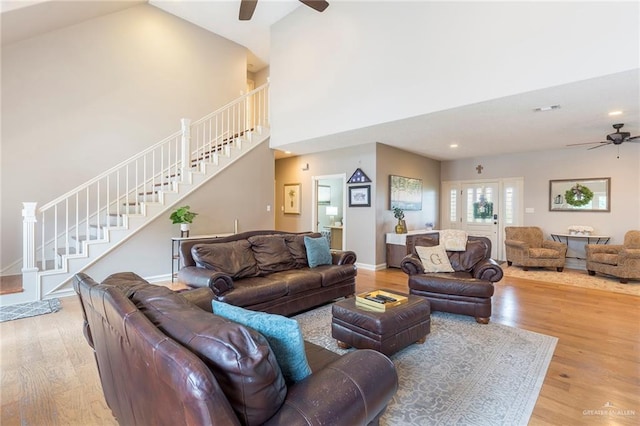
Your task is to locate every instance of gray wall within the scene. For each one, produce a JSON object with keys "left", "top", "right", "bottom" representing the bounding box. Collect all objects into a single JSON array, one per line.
[
  {"left": 441, "top": 145, "right": 640, "bottom": 245},
  {"left": 275, "top": 143, "right": 441, "bottom": 268},
  {"left": 84, "top": 139, "right": 276, "bottom": 282},
  {"left": 1, "top": 4, "right": 249, "bottom": 274}
]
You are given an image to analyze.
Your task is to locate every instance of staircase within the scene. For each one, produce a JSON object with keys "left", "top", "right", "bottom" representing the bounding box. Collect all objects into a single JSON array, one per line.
[{"left": 4, "top": 84, "right": 269, "bottom": 305}]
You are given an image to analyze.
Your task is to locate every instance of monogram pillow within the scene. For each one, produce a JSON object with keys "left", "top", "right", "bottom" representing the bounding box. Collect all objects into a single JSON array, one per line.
[{"left": 416, "top": 244, "right": 454, "bottom": 273}]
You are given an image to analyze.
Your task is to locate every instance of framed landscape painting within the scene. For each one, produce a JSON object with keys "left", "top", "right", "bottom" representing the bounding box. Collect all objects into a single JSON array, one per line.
[{"left": 389, "top": 175, "right": 422, "bottom": 211}]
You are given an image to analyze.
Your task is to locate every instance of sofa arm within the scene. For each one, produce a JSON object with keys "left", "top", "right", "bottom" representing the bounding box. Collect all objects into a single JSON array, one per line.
[
  {"left": 586, "top": 244, "right": 624, "bottom": 256},
  {"left": 180, "top": 287, "right": 215, "bottom": 313},
  {"left": 400, "top": 254, "right": 424, "bottom": 275},
  {"left": 331, "top": 250, "right": 357, "bottom": 265},
  {"left": 504, "top": 239, "right": 529, "bottom": 251},
  {"left": 177, "top": 266, "right": 234, "bottom": 296},
  {"left": 472, "top": 258, "right": 504, "bottom": 282},
  {"left": 265, "top": 349, "right": 397, "bottom": 426}
]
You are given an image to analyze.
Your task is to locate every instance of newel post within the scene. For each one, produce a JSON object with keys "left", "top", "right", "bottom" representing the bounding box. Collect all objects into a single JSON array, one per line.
[
  {"left": 22, "top": 202, "right": 39, "bottom": 297},
  {"left": 181, "top": 118, "right": 191, "bottom": 180}
]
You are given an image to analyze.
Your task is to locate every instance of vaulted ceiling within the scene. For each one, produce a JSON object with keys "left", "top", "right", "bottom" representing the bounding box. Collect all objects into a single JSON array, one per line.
[{"left": 2, "top": 1, "right": 639, "bottom": 161}]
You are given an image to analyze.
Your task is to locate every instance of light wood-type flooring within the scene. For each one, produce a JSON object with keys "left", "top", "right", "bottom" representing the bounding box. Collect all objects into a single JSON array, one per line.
[{"left": 1, "top": 268, "right": 638, "bottom": 425}]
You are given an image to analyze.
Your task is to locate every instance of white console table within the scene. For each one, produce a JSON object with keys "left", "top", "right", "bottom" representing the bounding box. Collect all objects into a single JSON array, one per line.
[
  {"left": 386, "top": 229, "right": 437, "bottom": 268},
  {"left": 550, "top": 233, "right": 610, "bottom": 264}
]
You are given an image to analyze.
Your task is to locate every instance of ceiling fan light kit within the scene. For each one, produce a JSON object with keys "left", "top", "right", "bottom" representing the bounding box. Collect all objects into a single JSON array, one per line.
[{"left": 567, "top": 123, "right": 640, "bottom": 157}]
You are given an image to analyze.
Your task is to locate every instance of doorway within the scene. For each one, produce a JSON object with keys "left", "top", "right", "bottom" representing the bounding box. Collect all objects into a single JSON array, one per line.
[
  {"left": 441, "top": 178, "right": 523, "bottom": 260},
  {"left": 312, "top": 174, "right": 346, "bottom": 250}
]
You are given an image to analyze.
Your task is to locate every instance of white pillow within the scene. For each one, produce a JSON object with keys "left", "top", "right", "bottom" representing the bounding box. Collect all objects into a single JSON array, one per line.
[
  {"left": 416, "top": 244, "right": 454, "bottom": 273},
  {"left": 439, "top": 229, "right": 468, "bottom": 251}
]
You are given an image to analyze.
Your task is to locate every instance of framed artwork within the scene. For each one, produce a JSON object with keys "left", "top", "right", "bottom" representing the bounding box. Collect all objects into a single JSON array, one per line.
[
  {"left": 284, "top": 183, "right": 301, "bottom": 214},
  {"left": 349, "top": 185, "right": 371, "bottom": 207},
  {"left": 389, "top": 175, "right": 422, "bottom": 211},
  {"left": 549, "top": 177, "right": 610, "bottom": 212},
  {"left": 318, "top": 185, "right": 331, "bottom": 204}
]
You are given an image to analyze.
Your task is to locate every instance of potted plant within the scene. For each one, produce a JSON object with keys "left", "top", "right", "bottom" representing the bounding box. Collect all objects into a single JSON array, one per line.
[
  {"left": 170, "top": 205, "right": 198, "bottom": 236},
  {"left": 392, "top": 206, "right": 406, "bottom": 234}
]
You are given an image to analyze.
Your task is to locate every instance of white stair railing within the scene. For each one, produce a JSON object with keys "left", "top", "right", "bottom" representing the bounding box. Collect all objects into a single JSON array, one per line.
[{"left": 20, "top": 83, "right": 269, "bottom": 291}]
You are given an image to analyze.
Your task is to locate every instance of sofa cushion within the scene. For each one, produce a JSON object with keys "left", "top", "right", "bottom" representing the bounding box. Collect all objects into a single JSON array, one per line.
[
  {"left": 304, "top": 236, "right": 332, "bottom": 268},
  {"left": 216, "top": 277, "right": 289, "bottom": 307},
  {"left": 268, "top": 270, "right": 322, "bottom": 294},
  {"left": 416, "top": 245, "right": 455, "bottom": 273},
  {"left": 127, "top": 284, "right": 286, "bottom": 426},
  {"left": 248, "top": 235, "right": 297, "bottom": 275},
  {"left": 311, "top": 264, "right": 358, "bottom": 287},
  {"left": 440, "top": 229, "right": 468, "bottom": 251},
  {"left": 213, "top": 301, "right": 312, "bottom": 384},
  {"left": 448, "top": 240, "right": 487, "bottom": 272},
  {"left": 591, "top": 253, "right": 619, "bottom": 266},
  {"left": 528, "top": 247, "right": 561, "bottom": 259},
  {"left": 191, "top": 240, "right": 259, "bottom": 279},
  {"left": 284, "top": 234, "right": 312, "bottom": 267}
]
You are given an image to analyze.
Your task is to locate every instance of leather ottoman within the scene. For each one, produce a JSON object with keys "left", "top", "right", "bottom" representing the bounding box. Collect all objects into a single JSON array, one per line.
[{"left": 331, "top": 291, "right": 431, "bottom": 356}]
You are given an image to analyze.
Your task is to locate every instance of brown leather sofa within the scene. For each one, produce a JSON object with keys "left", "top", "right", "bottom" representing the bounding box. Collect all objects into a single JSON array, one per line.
[
  {"left": 400, "top": 234, "right": 503, "bottom": 324},
  {"left": 74, "top": 272, "right": 398, "bottom": 426},
  {"left": 177, "top": 230, "right": 357, "bottom": 316}
]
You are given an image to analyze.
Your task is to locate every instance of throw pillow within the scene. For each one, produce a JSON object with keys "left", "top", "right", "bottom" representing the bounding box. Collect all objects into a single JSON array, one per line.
[
  {"left": 130, "top": 286, "right": 286, "bottom": 426},
  {"left": 304, "top": 236, "right": 332, "bottom": 268},
  {"left": 213, "top": 301, "right": 312, "bottom": 384},
  {"left": 191, "top": 240, "right": 259, "bottom": 279},
  {"left": 439, "top": 229, "right": 468, "bottom": 251},
  {"left": 416, "top": 244, "right": 455, "bottom": 273},
  {"left": 248, "top": 235, "right": 297, "bottom": 274}
]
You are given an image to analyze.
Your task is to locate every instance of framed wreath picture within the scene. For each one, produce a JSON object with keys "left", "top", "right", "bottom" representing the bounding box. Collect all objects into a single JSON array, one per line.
[
  {"left": 349, "top": 185, "right": 371, "bottom": 207},
  {"left": 549, "top": 177, "right": 610, "bottom": 212}
]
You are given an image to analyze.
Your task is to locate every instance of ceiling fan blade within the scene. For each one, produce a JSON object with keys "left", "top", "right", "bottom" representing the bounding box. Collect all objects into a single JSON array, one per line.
[
  {"left": 587, "top": 142, "right": 612, "bottom": 150},
  {"left": 627, "top": 135, "right": 640, "bottom": 141},
  {"left": 299, "top": 0, "right": 330, "bottom": 12},
  {"left": 566, "top": 141, "right": 607, "bottom": 147},
  {"left": 239, "top": 0, "right": 258, "bottom": 20}
]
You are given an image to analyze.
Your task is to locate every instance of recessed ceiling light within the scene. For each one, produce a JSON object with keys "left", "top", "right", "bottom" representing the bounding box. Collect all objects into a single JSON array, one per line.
[
  {"left": 608, "top": 110, "right": 623, "bottom": 116},
  {"left": 533, "top": 105, "right": 561, "bottom": 112},
  {"left": 450, "top": 144, "right": 458, "bottom": 148},
  {"left": 284, "top": 151, "right": 291, "bottom": 154}
]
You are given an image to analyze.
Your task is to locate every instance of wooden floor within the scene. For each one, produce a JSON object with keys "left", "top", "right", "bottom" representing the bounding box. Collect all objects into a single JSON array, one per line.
[{"left": 1, "top": 269, "right": 638, "bottom": 425}]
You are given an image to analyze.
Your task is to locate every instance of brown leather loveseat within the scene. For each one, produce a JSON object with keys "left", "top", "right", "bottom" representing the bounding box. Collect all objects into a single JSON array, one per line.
[
  {"left": 74, "top": 272, "right": 398, "bottom": 426},
  {"left": 177, "top": 230, "right": 357, "bottom": 316},
  {"left": 400, "top": 234, "right": 503, "bottom": 324}
]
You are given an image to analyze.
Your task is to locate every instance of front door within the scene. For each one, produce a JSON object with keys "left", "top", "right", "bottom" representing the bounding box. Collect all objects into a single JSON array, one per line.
[{"left": 461, "top": 182, "right": 500, "bottom": 258}]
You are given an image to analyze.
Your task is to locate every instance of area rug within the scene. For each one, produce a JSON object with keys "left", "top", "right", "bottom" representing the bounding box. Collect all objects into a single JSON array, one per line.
[
  {"left": 502, "top": 266, "right": 640, "bottom": 296},
  {"left": 0, "top": 299, "right": 62, "bottom": 322},
  {"left": 294, "top": 305, "right": 557, "bottom": 426}
]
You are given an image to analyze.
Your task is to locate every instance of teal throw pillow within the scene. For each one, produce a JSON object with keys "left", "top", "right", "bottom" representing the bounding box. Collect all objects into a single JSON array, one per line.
[
  {"left": 212, "top": 301, "right": 312, "bottom": 383},
  {"left": 304, "top": 236, "right": 332, "bottom": 268}
]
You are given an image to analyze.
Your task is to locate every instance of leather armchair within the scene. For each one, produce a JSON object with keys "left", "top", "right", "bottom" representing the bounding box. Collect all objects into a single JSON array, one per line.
[
  {"left": 401, "top": 234, "right": 503, "bottom": 324},
  {"left": 586, "top": 230, "right": 640, "bottom": 283},
  {"left": 504, "top": 226, "right": 567, "bottom": 272}
]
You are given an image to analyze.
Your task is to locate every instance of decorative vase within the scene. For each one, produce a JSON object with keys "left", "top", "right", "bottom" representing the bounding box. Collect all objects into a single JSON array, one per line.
[{"left": 395, "top": 219, "right": 407, "bottom": 234}]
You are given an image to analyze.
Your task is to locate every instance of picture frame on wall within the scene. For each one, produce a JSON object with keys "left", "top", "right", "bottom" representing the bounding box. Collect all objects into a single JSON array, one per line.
[
  {"left": 318, "top": 185, "right": 331, "bottom": 204},
  {"left": 349, "top": 185, "right": 371, "bottom": 207},
  {"left": 549, "top": 177, "right": 610, "bottom": 212},
  {"left": 284, "top": 183, "right": 301, "bottom": 214},
  {"left": 389, "top": 175, "right": 422, "bottom": 210}
]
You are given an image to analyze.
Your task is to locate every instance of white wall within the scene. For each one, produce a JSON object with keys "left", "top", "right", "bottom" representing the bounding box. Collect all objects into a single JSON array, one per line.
[
  {"left": 269, "top": 1, "right": 639, "bottom": 147},
  {"left": 1, "top": 4, "right": 248, "bottom": 271},
  {"left": 441, "top": 145, "right": 640, "bottom": 247}
]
